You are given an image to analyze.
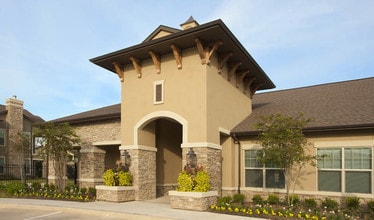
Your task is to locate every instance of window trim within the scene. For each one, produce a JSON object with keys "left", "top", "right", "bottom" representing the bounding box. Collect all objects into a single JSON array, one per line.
[
  {"left": 153, "top": 80, "right": 165, "bottom": 105},
  {"left": 0, "top": 128, "right": 5, "bottom": 146},
  {"left": 317, "top": 146, "right": 372, "bottom": 194},
  {"left": 0, "top": 156, "right": 5, "bottom": 174},
  {"left": 244, "top": 147, "right": 285, "bottom": 189}
]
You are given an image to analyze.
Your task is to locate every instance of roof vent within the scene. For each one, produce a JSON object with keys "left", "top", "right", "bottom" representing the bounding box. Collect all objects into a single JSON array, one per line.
[{"left": 180, "top": 16, "right": 199, "bottom": 30}]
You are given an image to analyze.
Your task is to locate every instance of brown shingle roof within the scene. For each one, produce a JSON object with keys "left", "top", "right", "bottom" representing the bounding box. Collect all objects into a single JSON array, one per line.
[
  {"left": 50, "top": 103, "right": 120, "bottom": 124},
  {"left": 232, "top": 77, "right": 374, "bottom": 135},
  {"left": 0, "top": 104, "right": 44, "bottom": 123}
]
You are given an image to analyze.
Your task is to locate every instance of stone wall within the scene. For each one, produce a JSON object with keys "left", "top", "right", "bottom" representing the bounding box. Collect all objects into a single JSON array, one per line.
[
  {"left": 128, "top": 148, "right": 156, "bottom": 200},
  {"left": 68, "top": 119, "right": 120, "bottom": 188},
  {"left": 182, "top": 147, "right": 222, "bottom": 195},
  {"left": 169, "top": 191, "right": 218, "bottom": 211},
  {"left": 96, "top": 185, "right": 135, "bottom": 202}
]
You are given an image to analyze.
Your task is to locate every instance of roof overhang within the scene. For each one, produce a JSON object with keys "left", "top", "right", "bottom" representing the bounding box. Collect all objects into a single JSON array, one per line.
[{"left": 90, "top": 19, "right": 275, "bottom": 91}]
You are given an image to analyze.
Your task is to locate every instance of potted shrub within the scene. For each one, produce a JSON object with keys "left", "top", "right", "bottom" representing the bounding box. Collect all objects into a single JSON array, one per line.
[
  {"left": 95, "top": 168, "right": 135, "bottom": 202},
  {"left": 169, "top": 165, "right": 218, "bottom": 211}
]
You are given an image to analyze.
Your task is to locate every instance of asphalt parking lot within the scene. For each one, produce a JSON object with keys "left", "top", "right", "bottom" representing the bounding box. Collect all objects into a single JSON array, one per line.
[{"left": 0, "top": 205, "right": 136, "bottom": 220}]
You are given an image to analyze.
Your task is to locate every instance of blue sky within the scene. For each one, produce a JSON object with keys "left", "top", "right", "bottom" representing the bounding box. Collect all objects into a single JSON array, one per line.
[{"left": 1, "top": 0, "right": 373, "bottom": 121}]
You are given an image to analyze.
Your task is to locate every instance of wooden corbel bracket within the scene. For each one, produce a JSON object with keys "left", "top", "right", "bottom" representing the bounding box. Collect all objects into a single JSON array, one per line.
[
  {"left": 112, "top": 62, "right": 124, "bottom": 82},
  {"left": 195, "top": 38, "right": 223, "bottom": 65},
  {"left": 245, "top": 77, "right": 256, "bottom": 94},
  {"left": 250, "top": 83, "right": 262, "bottom": 99},
  {"left": 206, "top": 41, "right": 223, "bottom": 65},
  {"left": 236, "top": 70, "right": 250, "bottom": 88},
  {"left": 170, "top": 44, "right": 182, "bottom": 69},
  {"left": 149, "top": 50, "right": 161, "bottom": 74},
  {"left": 218, "top": 52, "right": 233, "bottom": 74},
  {"left": 130, "top": 56, "right": 142, "bottom": 78},
  {"left": 227, "top": 62, "right": 242, "bottom": 81}
]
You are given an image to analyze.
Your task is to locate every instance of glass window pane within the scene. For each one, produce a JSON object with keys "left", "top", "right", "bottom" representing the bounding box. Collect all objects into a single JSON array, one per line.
[
  {"left": 0, "top": 129, "right": 5, "bottom": 145},
  {"left": 318, "top": 171, "right": 341, "bottom": 192},
  {"left": 345, "top": 148, "right": 372, "bottom": 169},
  {"left": 245, "top": 150, "right": 262, "bottom": 168},
  {"left": 318, "top": 149, "right": 341, "bottom": 169},
  {"left": 266, "top": 169, "right": 285, "bottom": 189},
  {"left": 346, "top": 171, "right": 371, "bottom": 193},
  {"left": 245, "top": 169, "right": 263, "bottom": 187}
]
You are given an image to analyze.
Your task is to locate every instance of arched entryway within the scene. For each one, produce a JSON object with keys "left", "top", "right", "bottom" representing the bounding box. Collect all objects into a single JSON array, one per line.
[{"left": 135, "top": 111, "right": 186, "bottom": 198}]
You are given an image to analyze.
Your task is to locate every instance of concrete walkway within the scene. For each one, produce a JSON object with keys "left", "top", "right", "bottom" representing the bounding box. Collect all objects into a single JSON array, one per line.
[{"left": 0, "top": 197, "right": 265, "bottom": 220}]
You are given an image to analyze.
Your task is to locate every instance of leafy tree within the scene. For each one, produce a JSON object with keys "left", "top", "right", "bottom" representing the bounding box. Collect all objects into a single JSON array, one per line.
[
  {"left": 12, "top": 132, "right": 32, "bottom": 183},
  {"left": 256, "top": 114, "right": 315, "bottom": 204},
  {"left": 34, "top": 122, "right": 80, "bottom": 192}
]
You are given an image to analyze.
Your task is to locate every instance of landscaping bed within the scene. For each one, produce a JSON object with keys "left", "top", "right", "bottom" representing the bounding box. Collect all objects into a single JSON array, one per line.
[{"left": 210, "top": 194, "right": 374, "bottom": 220}]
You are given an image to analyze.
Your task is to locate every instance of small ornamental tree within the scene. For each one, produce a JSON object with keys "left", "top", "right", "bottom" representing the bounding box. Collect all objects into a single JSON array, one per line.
[
  {"left": 12, "top": 132, "right": 32, "bottom": 183},
  {"left": 256, "top": 114, "right": 315, "bottom": 204},
  {"left": 34, "top": 122, "right": 80, "bottom": 192}
]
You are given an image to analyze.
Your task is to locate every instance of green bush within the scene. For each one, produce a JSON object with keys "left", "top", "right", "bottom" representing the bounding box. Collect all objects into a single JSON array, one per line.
[
  {"left": 367, "top": 200, "right": 374, "bottom": 212},
  {"left": 117, "top": 171, "right": 132, "bottom": 186},
  {"left": 177, "top": 168, "right": 210, "bottom": 192},
  {"left": 252, "top": 194, "right": 264, "bottom": 205},
  {"left": 233, "top": 194, "right": 245, "bottom": 204},
  {"left": 102, "top": 169, "right": 132, "bottom": 186},
  {"left": 288, "top": 194, "right": 300, "bottom": 205},
  {"left": 304, "top": 198, "right": 317, "bottom": 210},
  {"left": 177, "top": 171, "right": 194, "bottom": 191},
  {"left": 103, "top": 169, "right": 116, "bottom": 186},
  {"left": 193, "top": 170, "right": 210, "bottom": 192},
  {"left": 88, "top": 187, "right": 96, "bottom": 197},
  {"left": 80, "top": 187, "right": 87, "bottom": 194},
  {"left": 321, "top": 198, "right": 339, "bottom": 210},
  {"left": 345, "top": 197, "right": 360, "bottom": 210},
  {"left": 5, "top": 183, "right": 24, "bottom": 195},
  {"left": 217, "top": 196, "right": 232, "bottom": 206},
  {"left": 267, "top": 194, "right": 280, "bottom": 205}
]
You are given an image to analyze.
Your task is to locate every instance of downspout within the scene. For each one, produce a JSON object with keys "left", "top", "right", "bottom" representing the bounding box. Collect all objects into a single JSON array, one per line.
[{"left": 232, "top": 134, "right": 241, "bottom": 194}]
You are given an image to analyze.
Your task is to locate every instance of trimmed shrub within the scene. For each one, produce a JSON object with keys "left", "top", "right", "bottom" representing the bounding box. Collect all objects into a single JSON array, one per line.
[
  {"left": 367, "top": 200, "right": 374, "bottom": 212},
  {"left": 267, "top": 194, "right": 280, "bottom": 205},
  {"left": 252, "top": 194, "right": 264, "bottom": 205},
  {"left": 304, "top": 198, "right": 318, "bottom": 210},
  {"left": 233, "top": 194, "right": 245, "bottom": 205},
  {"left": 345, "top": 197, "right": 360, "bottom": 210},
  {"left": 321, "top": 198, "right": 339, "bottom": 210}
]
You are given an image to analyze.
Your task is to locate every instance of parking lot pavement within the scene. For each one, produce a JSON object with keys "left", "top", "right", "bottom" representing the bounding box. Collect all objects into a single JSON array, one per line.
[{"left": 0, "top": 198, "right": 265, "bottom": 220}]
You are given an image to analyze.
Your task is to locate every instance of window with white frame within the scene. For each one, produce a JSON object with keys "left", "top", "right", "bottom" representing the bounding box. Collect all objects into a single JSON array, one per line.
[
  {"left": 0, "top": 129, "right": 5, "bottom": 146},
  {"left": 0, "top": 157, "right": 4, "bottom": 174},
  {"left": 244, "top": 149, "right": 285, "bottom": 189},
  {"left": 153, "top": 80, "right": 164, "bottom": 104},
  {"left": 317, "top": 147, "right": 372, "bottom": 193}
]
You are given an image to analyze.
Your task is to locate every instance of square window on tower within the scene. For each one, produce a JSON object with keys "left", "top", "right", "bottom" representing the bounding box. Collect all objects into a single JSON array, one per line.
[{"left": 153, "top": 80, "right": 165, "bottom": 104}]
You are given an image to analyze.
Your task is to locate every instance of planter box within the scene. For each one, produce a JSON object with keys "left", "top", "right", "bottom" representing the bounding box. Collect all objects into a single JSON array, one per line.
[
  {"left": 169, "top": 191, "right": 218, "bottom": 211},
  {"left": 95, "top": 185, "right": 135, "bottom": 202}
]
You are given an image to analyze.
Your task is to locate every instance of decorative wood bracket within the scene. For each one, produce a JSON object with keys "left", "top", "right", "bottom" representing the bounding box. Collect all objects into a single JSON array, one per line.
[
  {"left": 195, "top": 38, "right": 223, "bottom": 65},
  {"left": 130, "top": 56, "right": 142, "bottom": 78},
  {"left": 206, "top": 41, "right": 223, "bottom": 65},
  {"left": 170, "top": 44, "right": 182, "bottom": 69},
  {"left": 195, "top": 38, "right": 206, "bottom": 64},
  {"left": 112, "top": 62, "right": 124, "bottom": 82},
  {"left": 218, "top": 52, "right": 233, "bottom": 74},
  {"left": 236, "top": 70, "right": 250, "bottom": 88},
  {"left": 245, "top": 77, "right": 256, "bottom": 94},
  {"left": 250, "top": 83, "right": 262, "bottom": 99},
  {"left": 227, "top": 62, "right": 242, "bottom": 81},
  {"left": 149, "top": 50, "right": 161, "bottom": 74}
]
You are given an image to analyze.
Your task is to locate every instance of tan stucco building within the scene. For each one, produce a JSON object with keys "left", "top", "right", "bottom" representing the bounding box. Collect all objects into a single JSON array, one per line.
[{"left": 53, "top": 18, "right": 374, "bottom": 202}]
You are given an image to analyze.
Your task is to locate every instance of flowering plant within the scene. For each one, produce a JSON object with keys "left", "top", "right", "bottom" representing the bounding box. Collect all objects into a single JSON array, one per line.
[
  {"left": 103, "top": 168, "right": 132, "bottom": 186},
  {"left": 177, "top": 165, "right": 210, "bottom": 192}
]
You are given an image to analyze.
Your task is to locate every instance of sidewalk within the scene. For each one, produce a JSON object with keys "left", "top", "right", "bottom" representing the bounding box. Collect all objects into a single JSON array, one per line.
[{"left": 0, "top": 197, "right": 265, "bottom": 220}]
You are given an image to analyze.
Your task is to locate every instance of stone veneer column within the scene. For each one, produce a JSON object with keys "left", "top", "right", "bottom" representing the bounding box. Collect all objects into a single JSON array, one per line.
[
  {"left": 182, "top": 145, "right": 222, "bottom": 195},
  {"left": 79, "top": 146, "right": 105, "bottom": 188},
  {"left": 121, "top": 145, "right": 157, "bottom": 201},
  {"left": 5, "top": 97, "right": 24, "bottom": 166}
]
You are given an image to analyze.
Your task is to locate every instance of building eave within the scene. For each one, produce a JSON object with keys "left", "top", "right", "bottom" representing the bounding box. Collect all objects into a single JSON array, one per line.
[{"left": 90, "top": 19, "right": 275, "bottom": 90}]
